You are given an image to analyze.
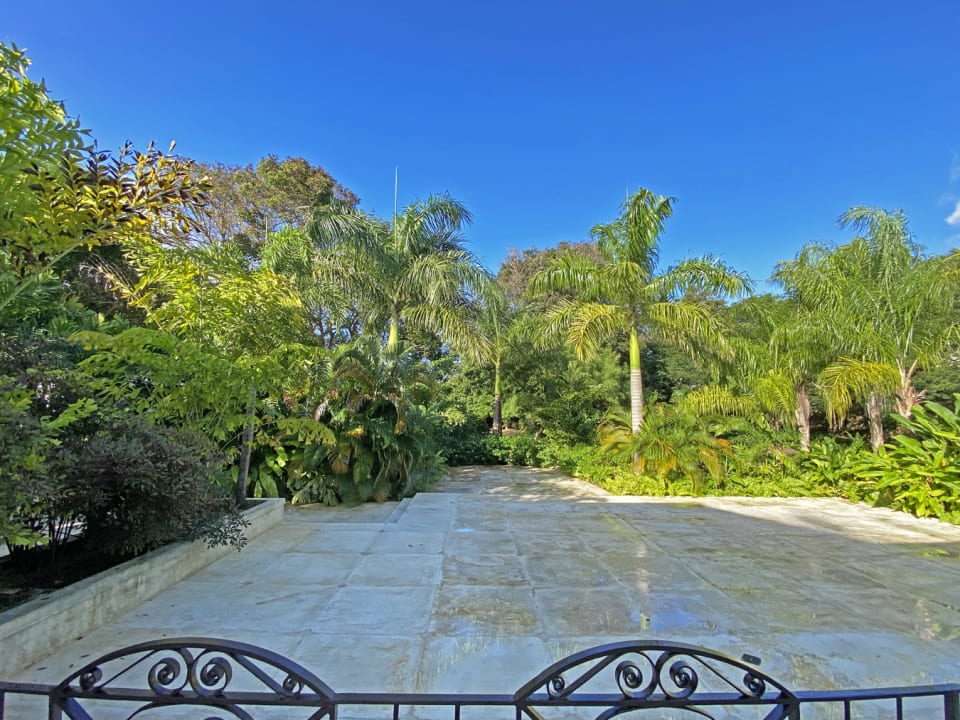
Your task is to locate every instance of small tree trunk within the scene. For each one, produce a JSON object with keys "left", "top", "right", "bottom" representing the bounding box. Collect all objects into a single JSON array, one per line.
[
  {"left": 794, "top": 383, "right": 812, "bottom": 452},
  {"left": 235, "top": 382, "right": 256, "bottom": 506},
  {"left": 629, "top": 329, "right": 644, "bottom": 434},
  {"left": 865, "top": 391, "right": 885, "bottom": 453},
  {"left": 386, "top": 316, "right": 400, "bottom": 353},
  {"left": 491, "top": 364, "right": 503, "bottom": 436},
  {"left": 894, "top": 369, "right": 923, "bottom": 418}
]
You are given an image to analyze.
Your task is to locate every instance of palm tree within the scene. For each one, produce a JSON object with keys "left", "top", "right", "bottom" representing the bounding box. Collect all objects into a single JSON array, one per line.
[
  {"left": 310, "top": 194, "right": 494, "bottom": 359},
  {"left": 693, "top": 295, "right": 834, "bottom": 451},
  {"left": 530, "top": 188, "right": 751, "bottom": 434},
  {"left": 775, "top": 207, "right": 960, "bottom": 451}
]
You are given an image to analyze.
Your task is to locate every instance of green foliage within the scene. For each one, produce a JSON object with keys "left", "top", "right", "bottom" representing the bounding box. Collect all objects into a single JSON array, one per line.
[
  {"left": 529, "top": 188, "right": 751, "bottom": 436},
  {"left": 184, "top": 155, "right": 359, "bottom": 250},
  {"left": 76, "top": 414, "right": 246, "bottom": 556},
  {"left": 0, "top": 331, "right": 96, "bottom": 550},
  {"left": 433, "top": 417, "right": 501, "bottom": 466},
  {"left": 0, "top": 41, "right": 87, "bottom": 242},
  {"left": 0, "top": 331, "right": 244, "bottom": 566},
  {"left": 848, "top": 399, "right": 960, "bottom": 519},
  {"left": 74, "top": 327, "right": 251, "bottom": 444},
  {"left": 599, "top": 403, "right": 735, "bottom": 494},
  {"left": 796, "top": 436, "right": 868, "bottom": 495}
]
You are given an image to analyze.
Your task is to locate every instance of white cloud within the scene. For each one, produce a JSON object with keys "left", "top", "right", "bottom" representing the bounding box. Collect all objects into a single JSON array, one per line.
[
  {"left": 952, "top": 152, "right": 960, "bottom": 183},
  {"left": 947, "top": 201, "right": 960, "bottom": 226}
]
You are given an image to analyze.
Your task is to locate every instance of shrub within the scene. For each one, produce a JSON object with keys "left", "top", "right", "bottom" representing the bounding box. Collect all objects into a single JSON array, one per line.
[
  {"left": 491, "top": 433, "right": 541, "bottom": 466},
  {"left": 848, "top": 398, "right": 960, "bottom": 519},
  {"left": 434, "top": 417, "right": 501, "bottom": 466},
  {"left": 77, "top": 414, "right": 246, "bottom": 557}
]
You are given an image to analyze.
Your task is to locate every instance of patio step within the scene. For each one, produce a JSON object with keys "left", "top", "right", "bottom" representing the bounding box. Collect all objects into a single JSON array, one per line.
[{"left": 386, "top": 497, "right": 411, "bottom": 524}]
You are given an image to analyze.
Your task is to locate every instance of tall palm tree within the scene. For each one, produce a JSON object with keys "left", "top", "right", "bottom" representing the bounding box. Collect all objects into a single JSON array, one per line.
[
  {"left": 775, "top": 207, "right": 960, "bottom": 451},
  {"left": 530, "top": 188, "right": 751, "bottom": 434},
  {"left": 309, "top": 194, "right": 494, "bottom": 359}
]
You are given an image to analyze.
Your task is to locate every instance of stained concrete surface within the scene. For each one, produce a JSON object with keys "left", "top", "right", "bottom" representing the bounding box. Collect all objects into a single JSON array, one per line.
[{"left": 6, "top": 465, "right": 960, "bottom": 717}]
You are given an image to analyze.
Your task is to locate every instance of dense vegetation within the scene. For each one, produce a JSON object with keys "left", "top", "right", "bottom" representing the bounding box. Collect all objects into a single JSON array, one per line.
[{"left": 2, "top": 39, "right": 960, "bottom": 598}]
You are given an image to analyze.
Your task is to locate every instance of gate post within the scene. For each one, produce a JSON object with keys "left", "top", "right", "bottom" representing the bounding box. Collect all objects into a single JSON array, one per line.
[{"left": 945, "top": 690, "right": 959, "bottom": 720}]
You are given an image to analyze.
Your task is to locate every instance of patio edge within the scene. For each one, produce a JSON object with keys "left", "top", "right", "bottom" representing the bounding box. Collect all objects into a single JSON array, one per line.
[{"left": 0, "top": 498, "right": 284, "bottom": 679}]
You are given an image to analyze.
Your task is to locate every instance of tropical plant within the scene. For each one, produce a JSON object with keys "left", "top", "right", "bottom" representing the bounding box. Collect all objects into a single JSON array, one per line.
[
  {"left": 530, "top": 189, "right": 751, "bottom": 436},
  {"left": 694, "top": 294, "right": 835, "bottom": 451},
  {"left": 847, "top": 397, "right": 960, "bottom": 518},
  {"left": 775, "top": 208, "right": 960, "bottom": 450},
  {"left": 599, "top": 402, "right": 735, "bottom": 494},
  {"left": 303, "top": 336, "right": 444, "bottom": 503}
]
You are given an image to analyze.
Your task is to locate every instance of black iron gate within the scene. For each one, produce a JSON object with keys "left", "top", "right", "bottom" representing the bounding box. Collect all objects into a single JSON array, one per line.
[{"left": 0, "top": 637, "right": 957, "bottom": 719}]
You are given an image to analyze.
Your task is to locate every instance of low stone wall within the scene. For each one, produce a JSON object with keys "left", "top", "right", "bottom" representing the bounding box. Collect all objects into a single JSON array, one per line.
[{"left": 0, "top": 498, "right": 284, "bottom": 679}]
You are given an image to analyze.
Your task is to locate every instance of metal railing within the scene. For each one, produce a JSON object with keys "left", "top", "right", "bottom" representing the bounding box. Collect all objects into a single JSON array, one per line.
[{"left": 0, "top": 638, "right": 957, "bottom": 719}]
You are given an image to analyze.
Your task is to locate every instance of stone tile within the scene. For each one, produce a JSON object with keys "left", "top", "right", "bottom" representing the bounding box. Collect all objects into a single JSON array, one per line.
[
  {"left": 417, "top": 635, "right": 552, "bottom": 693},
  {"left": 431, "top": 586, "right": 541, "bottom": 636},
  {"left": 446, "top": 530, "right": 517, "bottom": 556},
  {"left": 313, "top": 586, "right": 435, "bottom": 635},
  {"left": 521, "top": 552, "right": 621, "bottom": 589},
  {"left": 623, "top": 588, "right": 759, "bottom": 635},
  {"left": 370, "top": 529, "right": 446, "bottom": 554},
  {"left": 290, "top": 633, "right": 425, "bottom": 692},
  {"left": 254, "top": 552, "right": 361, "bottom": 585},
  {"left": 348, "top": 553, "right": 442, "bottom": 586},
  {"left": 11, "top": 463, "right": 960, "bottom": 716},
  {"left": 532, "top": 588, "right": 649, "bottom": 635},
  {"left": 597, "top": 554, "right": 710, "bottom": 592},
  {"left": 293, "top": 528, "right": 383, "bottom": 553},
  {"left": 110, "top": 579, "right": 337, "bottom": 633},
  {"left": 285, "top": 502, "right": 399, "bottom": 524},
  {"left": 512, "top": 531, "right": 587, "bottom": 556},
  {"left": 442, "top": 554, "right": 529, "bottom": 586}
]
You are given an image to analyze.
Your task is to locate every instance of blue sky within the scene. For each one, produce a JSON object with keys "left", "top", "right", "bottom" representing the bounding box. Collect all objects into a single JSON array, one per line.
[{"left": 5, "top": 1, "right": 959, "bottom": 287}]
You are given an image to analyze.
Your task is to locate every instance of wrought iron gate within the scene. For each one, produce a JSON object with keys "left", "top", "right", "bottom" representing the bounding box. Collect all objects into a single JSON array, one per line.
[{"left": 0, "top": 637, "right": 957, "bottom": 719}]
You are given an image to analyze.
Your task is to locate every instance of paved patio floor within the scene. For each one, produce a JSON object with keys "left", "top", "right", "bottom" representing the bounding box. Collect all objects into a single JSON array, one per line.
[{"left": 9, "top": 465, "right": 960, "bottom": 716}]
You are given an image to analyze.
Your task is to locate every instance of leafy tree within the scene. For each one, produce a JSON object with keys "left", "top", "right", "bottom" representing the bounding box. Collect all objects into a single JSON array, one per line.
[
  {"left": 181, "top": 156, "right": 359, "bottom": 251},
  {"left": 0, "top": 42, "right": 87, "bottom": 247},
  {"left": 261, "top": 225, "right": 361, "bottom": 348},
  {"left": 319, "top": 336, "right": 443, "bottom": 503},
  {"left": 530, "top": 188, "right": 751, "bottom": 435},
  {"left": 775, "top": 208, "right": 960, "bottom": 451},
  {"left": 95, "top": 240, "right": 333, "bottom": 503},
  {"left": 845, "top": 397, "right": 960, "bottom": 519},
  {"left": 498, "top": 242, "right": 603, "bottom": 304}
]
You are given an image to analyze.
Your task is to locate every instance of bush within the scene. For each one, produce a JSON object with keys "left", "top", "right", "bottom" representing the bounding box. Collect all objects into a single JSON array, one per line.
[
  {"left": 77, "top": 414, "right": 246, "bottom": 557},
  {"left": 434, "top": 417, "right": 501, "bottom": 466},
  {"left": 491, "top": 433, "right": 541, "bottom": 466},
  {"left": 847, "top": 399, "right": 960, "bottom": 519}
]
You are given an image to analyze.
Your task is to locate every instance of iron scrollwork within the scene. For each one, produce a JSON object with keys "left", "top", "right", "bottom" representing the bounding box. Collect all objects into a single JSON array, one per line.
[
  {"left": 55, "top": 637, "right": 336, "bottom": 719},
  {"left": 515, "top": 640, "right": 798, "bottom": 719}
]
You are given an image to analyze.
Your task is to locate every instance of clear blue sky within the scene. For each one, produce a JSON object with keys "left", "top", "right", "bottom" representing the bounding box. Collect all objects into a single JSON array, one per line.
[{"left": 5, "top": 1, "right": 959, "bottom": 286}]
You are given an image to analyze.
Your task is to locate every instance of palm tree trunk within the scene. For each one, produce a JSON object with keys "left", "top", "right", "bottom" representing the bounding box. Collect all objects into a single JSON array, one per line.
[
  {"left": 794, "top": 383, "right": 812, "bottom": 452},
  {"left": 235, "top": 382, "right": 256, "bottom": 506},
  {"left": 629, "top": 328, "right": 644, "bottom": 434},
  {"left": 865, "top": 391, "right": 885, "bottom": 453},
  {"left": 386, "top": 316, "right": 399, "bottom": 353},
  {"left": 894, "top": 367, "right": 923, "bottom": 418},
  {"left": 491, "top": 363, "right": 503, "bottom": 436}
]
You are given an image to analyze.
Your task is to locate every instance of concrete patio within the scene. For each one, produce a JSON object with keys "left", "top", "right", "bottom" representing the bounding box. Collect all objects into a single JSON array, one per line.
[{"left": 7, "top": 465, "right": 960, "bottom": 716}]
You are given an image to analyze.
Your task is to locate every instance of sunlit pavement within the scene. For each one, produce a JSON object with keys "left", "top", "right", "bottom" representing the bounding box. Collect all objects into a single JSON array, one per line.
[{"left": 10, "top": 466, "right": 960, "bottom": 711}]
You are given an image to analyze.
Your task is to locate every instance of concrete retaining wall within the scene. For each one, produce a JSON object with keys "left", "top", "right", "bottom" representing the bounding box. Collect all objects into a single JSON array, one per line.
[{"left": 0, "top": 498, "right": 284, "bottom": 679}]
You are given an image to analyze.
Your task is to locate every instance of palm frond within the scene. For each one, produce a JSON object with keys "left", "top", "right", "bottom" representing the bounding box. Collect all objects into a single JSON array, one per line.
[{"left": 819, "top": 357, "right": 901, "bottom": 424}]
